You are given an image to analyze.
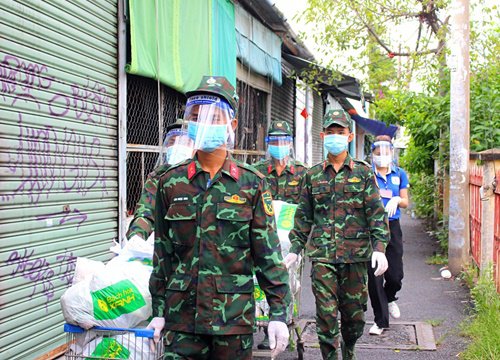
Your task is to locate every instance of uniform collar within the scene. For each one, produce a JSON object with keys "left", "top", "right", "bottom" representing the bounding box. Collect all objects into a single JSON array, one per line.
[
  {"left": 323, "top": 153, "right": 354, "bottom": 172},
  {"left": 187, "top": 154, "right": 239, "bottom": 182},
  {"left": 268, "top": 159, "right": 295, "bottom": 175},
  {"left": 375, "top": 165, "right": 395, "bottom": 178}
]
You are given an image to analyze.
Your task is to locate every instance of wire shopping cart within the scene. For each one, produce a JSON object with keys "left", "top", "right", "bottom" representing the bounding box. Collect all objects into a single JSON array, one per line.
[{"left": 64, "top": 323, "right": 163, "bottom": 360}]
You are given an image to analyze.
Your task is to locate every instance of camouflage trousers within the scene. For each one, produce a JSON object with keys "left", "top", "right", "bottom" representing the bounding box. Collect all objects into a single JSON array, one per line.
[
  {"left": 162, "top": 330, "right": 253, "bottom": 360},
  {"left": 311, "top": 261, "right": 368, "bottom": 360}
]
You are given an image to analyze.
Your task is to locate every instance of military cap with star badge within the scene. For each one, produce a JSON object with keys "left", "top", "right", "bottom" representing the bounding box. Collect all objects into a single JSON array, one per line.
[
  {"left": 186, "top": 76, "right": 239, "bottom": 116},
  {"left": 323, "top": 109, "right": 353, "bottom": 130},
  {"left": 268, "top": 120, "right": 293, "bottom": 136}
]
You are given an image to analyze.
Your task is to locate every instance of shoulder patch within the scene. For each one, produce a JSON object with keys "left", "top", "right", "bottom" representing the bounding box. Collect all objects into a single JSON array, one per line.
[
  {"left": 238, "top": 161, "right": 265, "bottom": 179},
  {"left": 353, "top": 158, "right": 370, "bottom": 167},
  {"left": 261, "top": 190, "right": 274, "bottom": 216}
]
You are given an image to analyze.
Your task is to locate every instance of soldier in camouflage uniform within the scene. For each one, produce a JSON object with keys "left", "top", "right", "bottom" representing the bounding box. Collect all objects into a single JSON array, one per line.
[
  {"left": 285, "top": 109, "right": 389, "bottom": 360},
  {"left": 253, "top": 120, "right": 307, "bottom": 349},
  {"left": 147, "top": 76, "right": 291, "bottom": 359},
  {"left": 253, "top": 120, "right": 308, "bottom": 205},
  {"left": 126, "top": 119, "right": 193, "bottom": 242}
]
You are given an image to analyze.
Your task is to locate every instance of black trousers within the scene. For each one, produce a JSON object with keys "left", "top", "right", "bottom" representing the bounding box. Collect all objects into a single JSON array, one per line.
[{"left": 367, "top": 219, "right": 404, "bottom": 328}]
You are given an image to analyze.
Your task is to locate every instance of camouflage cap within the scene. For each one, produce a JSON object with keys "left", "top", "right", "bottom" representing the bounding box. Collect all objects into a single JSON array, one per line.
[
  {"left": 268, "top": 120, "right": 293, "bottom": 136},
  {"left": 186, "top": 76, "right": 239, "bottom": 116},
  {"left": 166, "top": 118, "right": 187, "bottom": 133},
  {"left": 323, "top": 109, "right": 353, "bottom": 130}
]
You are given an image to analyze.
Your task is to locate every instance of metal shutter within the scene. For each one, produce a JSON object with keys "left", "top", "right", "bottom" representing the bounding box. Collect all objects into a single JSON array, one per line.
[
  {"left": 271, "top": 70, "right": 295, "bottom": 126},
  {"left": 0, "top": 1, "right": 118, "bottom": 358},
  {"left": 311, "top": 92, "right": 324, "bottom": 165}
]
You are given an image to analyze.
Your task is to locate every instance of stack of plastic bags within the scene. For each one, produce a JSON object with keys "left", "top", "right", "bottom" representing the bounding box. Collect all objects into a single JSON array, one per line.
[
  {"left": 254, "top": 200, "right": 302, "bottom": 325},
  {"left": 61, "top": 236, "right": 156, "bottom": 358}
]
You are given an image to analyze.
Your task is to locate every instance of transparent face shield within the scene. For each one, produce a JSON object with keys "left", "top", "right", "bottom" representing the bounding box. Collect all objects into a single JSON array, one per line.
[
  {"left": 371, "top": 141, "right": 394, "bottom": 168},
  {"left": 183, "top": 95, "right": 235, "bottom": 154},
  {"left": 265, "top": 135, "right": 294, "bottom": 164},
  {"left": 155, "top": 129, "right": 194, "bottom": 167}
]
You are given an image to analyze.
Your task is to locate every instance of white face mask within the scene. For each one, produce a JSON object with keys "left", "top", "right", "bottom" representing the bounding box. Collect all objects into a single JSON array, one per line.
[
  {"left": 373, "top": 155, "right": 392, "bottom": 168},
  {"left": 166, "top": 145, "right": 193, "bottom": 165}
]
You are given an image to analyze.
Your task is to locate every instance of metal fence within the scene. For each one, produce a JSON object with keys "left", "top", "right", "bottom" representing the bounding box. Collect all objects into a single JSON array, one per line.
[
  {"left": 126, "top": 74, "right": 185, "bottom": 214},
  {"left": 494, "top": 169, "right": 500, "bottom": 292},
  {"left": 469, "top": 164, "right": 483, "bottom": 267}
]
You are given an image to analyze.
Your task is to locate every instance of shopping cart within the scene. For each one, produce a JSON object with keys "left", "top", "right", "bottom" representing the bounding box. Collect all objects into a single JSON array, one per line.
[
  {"left": 253, "top": 253, "right": 306, "bottom": 359},
  {"left": 64, "top": 323, "right": 163, "bottom": 360}
]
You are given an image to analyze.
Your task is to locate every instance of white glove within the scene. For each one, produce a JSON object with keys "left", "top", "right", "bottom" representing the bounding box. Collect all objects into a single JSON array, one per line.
[
  {"left": 371, "top": 251, "right": 388, "bottom": 277},
  {"left": 283, "top": 253, "right": 298, "bottom": 269},
  {"left": 146, "top": 317, "right": 165, "bottom": 351},
  {"left": 385, "top": 196, "right": 401, "bottom": 217},
  {"left": 268, "top": 320, "right": 289, "bottom": 358}
]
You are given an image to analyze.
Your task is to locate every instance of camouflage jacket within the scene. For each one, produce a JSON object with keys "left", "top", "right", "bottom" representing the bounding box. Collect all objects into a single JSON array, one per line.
[
  {"left": 253, "top": 159, "right": 308, "bottom": 204},
  {"left": 150, "top": 155, "right": 291, "bottom": 335},
  {"left": 126, "top": 164, "right": 171, "bottom": 240},
  {"left": 289, "top": 154, "right": 388, "bottom": 263}
]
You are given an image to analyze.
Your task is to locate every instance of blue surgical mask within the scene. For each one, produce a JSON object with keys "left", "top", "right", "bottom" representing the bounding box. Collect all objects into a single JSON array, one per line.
[
  {"left": 188, "top": 122, "right": 227, "bottom": 152},
  {"left": 324, "top": 134, "right": 349, "bottom": 155},
  {"left": 268, "top": 145, "right": 290, "bottom": 160}
]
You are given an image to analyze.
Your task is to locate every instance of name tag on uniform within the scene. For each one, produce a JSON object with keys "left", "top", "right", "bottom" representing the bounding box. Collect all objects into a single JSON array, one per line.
[
  {"left": 379, "top": 189, "right": 393, "bottom": 199},
  {"left": 391, "top": 176, "right": 400, "bottom": 185}
]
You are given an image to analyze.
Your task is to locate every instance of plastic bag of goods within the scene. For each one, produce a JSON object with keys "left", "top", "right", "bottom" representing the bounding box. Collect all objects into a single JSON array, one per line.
[
  {"left": 79, "top": 333, "right": 154, "bottom": 359},
  {"left": 254, "top": 201, "right": 300, "bottom": 324},
  {"left": 61, "top": 257, "right": 152, "bottom": 329}
]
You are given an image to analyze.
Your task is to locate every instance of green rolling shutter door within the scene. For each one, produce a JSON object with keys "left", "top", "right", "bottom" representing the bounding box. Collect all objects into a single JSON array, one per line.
[{"left": 0, "top": 1, "right": 118, "bottom": 358}]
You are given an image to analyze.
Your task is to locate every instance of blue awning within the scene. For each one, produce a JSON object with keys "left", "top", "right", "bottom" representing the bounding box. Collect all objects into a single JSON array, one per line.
[
  {"left": 351, "top": 114, "right": 399, "bottom": 138},
  {"left": 235, "top": 5, "right": 282, "bottom": 85}
]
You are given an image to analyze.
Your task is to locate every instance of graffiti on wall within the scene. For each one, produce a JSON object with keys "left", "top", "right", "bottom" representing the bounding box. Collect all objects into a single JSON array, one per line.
[
  {"left": 0, "top": 53, "right": 112, "bottom": 217},
  {"left": 6, "top": 248, "right": 77, "bottom": 311}
]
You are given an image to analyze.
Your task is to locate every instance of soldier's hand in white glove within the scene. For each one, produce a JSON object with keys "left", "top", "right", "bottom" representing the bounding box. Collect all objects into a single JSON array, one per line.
[
  {"left": 385, "top": 196, "right": 401, "bottom": 217},
  {"left": 283, "top": 253, "right": 298, "bottom": 269},
  {"left": 371, "top": 251, "right": 388, "bottom": 276},
  {"left": 268, "top": 320, "right": 289, "bottom": 358},
  {"left": 146, "top": 317, "right": 165, "bottom": 352}
]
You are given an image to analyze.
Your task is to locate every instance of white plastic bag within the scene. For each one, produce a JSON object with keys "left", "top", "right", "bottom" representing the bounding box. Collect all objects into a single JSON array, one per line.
[
  {"left": 61, "top": 259, "right": 152, "bottom": 329},
  {"left": 79, "top": 334, "right": 153, "bottom": 359},
  {"left": 72, "top": 257, "right": 105, "bottom": 285}
]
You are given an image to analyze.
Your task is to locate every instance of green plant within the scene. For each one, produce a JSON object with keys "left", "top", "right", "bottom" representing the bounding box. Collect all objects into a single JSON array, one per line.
[
  {"left": 425, "top": 254, "right": 448, "bottom": 265},
  {"left": 460, "top": 264, "right": 479, "bottom": 289},
  {"left": 425, "top": 318, "right": 445, "bottom": 327},
  {"left": 407, "top": 172, "right": 435, "bottom": 219},
  {"left": 460, "top": 266, "right": 500, "bottom": 359}
]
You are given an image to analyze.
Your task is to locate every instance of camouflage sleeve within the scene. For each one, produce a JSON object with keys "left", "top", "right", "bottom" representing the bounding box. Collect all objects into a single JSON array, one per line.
[
  {"left": 251, "top": 179, "right": 292, "bottom": 323},
  {"left": 364, "top": 169, "right": 389, "bottom": 252},
  {"left": 289, "top": 172, "right": 313, "bottom": 254},
  {"left": 149, "top": 177, "right": 173, "bottom": 318},
  {"left": 126, "top": 174, "right": 160, "bottom": 240}
]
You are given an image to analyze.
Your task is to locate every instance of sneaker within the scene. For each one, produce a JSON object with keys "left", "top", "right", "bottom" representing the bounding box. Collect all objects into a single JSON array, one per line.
[
  {"left": 369, "top": 324, "right": 384, "bottom": 335},
  {"left": 388, "top": 302, "right": 401, "bottom": 319}
]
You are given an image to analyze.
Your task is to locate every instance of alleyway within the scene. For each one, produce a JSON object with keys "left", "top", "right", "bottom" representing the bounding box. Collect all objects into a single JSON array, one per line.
[{"left": 254, "top": 214, "right": 471, "bottom": 359}]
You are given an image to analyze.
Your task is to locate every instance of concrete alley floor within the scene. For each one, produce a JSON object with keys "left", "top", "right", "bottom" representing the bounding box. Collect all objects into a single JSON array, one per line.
[{"left": 255, "top": 214, "right": 471, "bottom": 359}]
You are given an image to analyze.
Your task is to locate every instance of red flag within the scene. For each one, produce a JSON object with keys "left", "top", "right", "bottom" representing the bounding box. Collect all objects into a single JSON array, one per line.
[{"left": 300, "top": 108, "right": 309, "bottom": 119}]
